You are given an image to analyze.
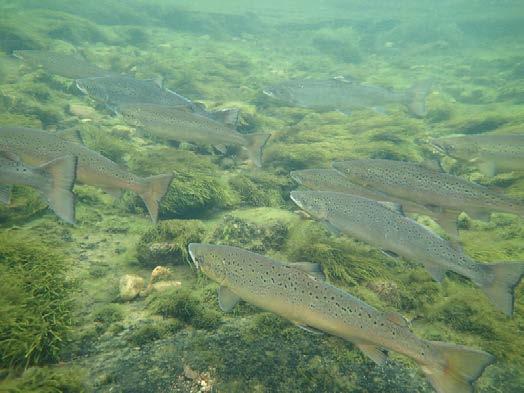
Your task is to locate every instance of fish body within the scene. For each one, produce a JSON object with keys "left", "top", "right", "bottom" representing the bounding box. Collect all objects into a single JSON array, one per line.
[
  {"left": 290, "top": 168, "right": 434, "bottom": 217},
  {"left": 332, "top": 159, "right": 524, "bottom": 222},
  {"left": 290, "top": 190, "right": 524, "bottom": 316},
  {"left": 431, "top": 134, "right": 524, "bottom": 176},
  {"left": 0, "top": 153, "right": 77, "bottom": 224},
  {"left": 0, "top": 127, "right": 173, "bottom": 222},
  {"left": 13, "top": 50, "right": 110, "bottom": 79},
  {"left": 76, "top": 75, "right": 194, "bottom": 110},
  {"left": 188, "top": 243, "right": 495, "bottom": 393},
  {"left": 263, "top": 78, "right": 430, "bottom": 116},
  {"left": 120, "top": 104, "right": 270, "bottom": 167}
]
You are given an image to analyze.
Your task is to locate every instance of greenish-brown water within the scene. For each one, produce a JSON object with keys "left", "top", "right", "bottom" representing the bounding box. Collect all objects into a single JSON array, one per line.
[{"left": 0, "top": 1, "right": 523, "bottom": 392}]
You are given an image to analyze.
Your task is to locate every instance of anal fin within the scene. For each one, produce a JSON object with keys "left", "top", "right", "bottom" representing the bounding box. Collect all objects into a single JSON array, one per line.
[
  {"left": 0, "top": 184, "right": 12, "bottom": 205},
  {"left": 357, "top": 343, "right": 388, "bottom": 365},
  {"left": 295, "top": 323, "right": 324, "bottom": 335},
  {"left": 218, "top": 286, "right": 241, "bottom": 312},
  {"left": 423, "top": 262, "right": 447, "bottom": 282},
  {"left": 477, "top": 161, "right": 496, "bottom": 177}
]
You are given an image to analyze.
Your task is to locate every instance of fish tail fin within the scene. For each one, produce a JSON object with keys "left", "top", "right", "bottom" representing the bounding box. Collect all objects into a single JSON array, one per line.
[
  {"left": 479, "top": 262, "right": 524, "bottom": 316},
  {"left": 243, "top": 133, "right": 270, "bottom": 167},
  {"left": 406, "top": 80, "right": 432, "bottom": 117},
  {"left": 138, "top": 173, "right": 174, "bottom": 223},
  {"left": 37, "top": 155, "right": 78, "bottom": 225},
  {"left": 420, "top": 340, "right": 494, "bottom": 393}
]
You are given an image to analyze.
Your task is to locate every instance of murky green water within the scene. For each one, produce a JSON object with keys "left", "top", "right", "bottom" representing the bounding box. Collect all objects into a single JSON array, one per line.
[{"left": 0, "top": 1, "right": 523, "bottom": 392}]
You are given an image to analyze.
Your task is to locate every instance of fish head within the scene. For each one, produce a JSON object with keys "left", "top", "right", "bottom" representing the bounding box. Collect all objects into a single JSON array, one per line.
[
  {"left": 188, "top": 243, "right": 228, "bottom": 282},
  {"left": 430, "top": 137, "right": 469, "bottom": 157},
  {"left": 332, "top": 160, "right": 369, "bottom": 183},
  {"left": 289, "top": 170, "right": 305, "bottom": 185},
  {"left": 290, "top": 191, "right": 329, "bottom": 220},
  {"left": 262, "top": 83, "right": 295, "bottom": 102}
]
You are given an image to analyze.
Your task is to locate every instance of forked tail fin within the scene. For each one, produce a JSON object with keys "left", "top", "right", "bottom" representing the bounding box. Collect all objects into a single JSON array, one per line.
[
  {"left": 138, "top": 173, "right": 174, "bottom": 223},
  {"left": 243, "top": 133, "right": 270, "bottom": 167},
  {"left": 406, "top": 80, "right": 432, "bottom": 117},
  {"left": 37, "top": 155, "right": 78, "bottom": 224},
  {"left": 421, "top": 341, "right": 494, "bottom": 393},
  {"left": 480, "top": 262, "right": 524, "bottom": 316}
]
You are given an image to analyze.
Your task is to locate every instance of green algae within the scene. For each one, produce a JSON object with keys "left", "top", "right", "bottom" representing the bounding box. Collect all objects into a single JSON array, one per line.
[{"left": 0, "top": 233, "right": 75, "bottom": 368}]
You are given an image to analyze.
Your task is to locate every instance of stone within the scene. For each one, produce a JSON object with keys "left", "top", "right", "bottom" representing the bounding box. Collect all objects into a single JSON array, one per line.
[{"left": 119, "top": 274, "right": 145, "bottom": 301}]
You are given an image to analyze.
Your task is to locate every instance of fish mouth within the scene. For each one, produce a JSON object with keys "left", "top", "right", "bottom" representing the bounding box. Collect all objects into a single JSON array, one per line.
[
  {"left": 289, "top": 191, "right": 304, "bottom": 210},
  {"left": 262, "top": 89, "right": 275, "bottom": 97},
  {"left": 75, "top": 80, "right": 89, "bottom": 95},
  {"left": 428, "top": 138, "right": 447, "bottom": 154},
  {"left": 187, "top": 243, "right": 200, "bottom": 269},
  {"left": 289, "top": 171, "right": 302, "bottom": 185}
]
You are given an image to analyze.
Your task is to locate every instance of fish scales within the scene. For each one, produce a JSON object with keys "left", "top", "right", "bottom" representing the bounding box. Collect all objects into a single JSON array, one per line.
[
  {"left": 0, "top": 127, "right": 173, "bottom": 222},
  {"left": 332, "top": 159, "right": 524, "bottom": 217},
  {"left": 291, "top": 191, "right": 524, "bottom": 316},
  {"left": 189, "top": 243, "right": 495, "bottom": 393}
]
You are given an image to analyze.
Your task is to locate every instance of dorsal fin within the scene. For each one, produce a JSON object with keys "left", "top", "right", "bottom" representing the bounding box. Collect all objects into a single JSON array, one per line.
[
  {"left": 289, "top": 262, "right": 325, "bottom": 281},
  {"left": 56, "top": 128, "right": 84, "bottom": 144},
  {"left": 377, "top": 201, "right": 404, "bottom": 215},
  {"left": 385, "top": 311, "right": 410, "bottom": 327}
]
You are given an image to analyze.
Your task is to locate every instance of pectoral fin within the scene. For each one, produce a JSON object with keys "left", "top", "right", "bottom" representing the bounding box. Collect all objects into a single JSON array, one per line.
[
  {"left": 477, "top": 161, "right": 496, "bottom": 177},
  {"left": 430, "top": 208, "right": 459, "bottom": 240},
  {"left": 322, "top": 221, "right": 341, "bottom": 235},
  {"left": 381, "top": 250, "right": 399, "bottom": 259},
  {"left": 357, "top": 344, "right": 388, "bottom": 365},
  {"left": 102, "top": 187, "right": 123, "bottom": 199},
  {"left": 466, "top": 208, "right": 491, "bottom": 222},
  {"left": 385, "top": 312, "right": 410, "bottom": 327},
  {"left": 218, "top": 286, "right": 241, "bottom": 312},
  {"left": 423, "top": 262, "right": 447, "bottom": 282},
  {"left": 0, "top": 185, "right": 12, "bottom": 205},
  {"left": 214, "top": 144, "right": 228, "bottom": 154},
  {"left": 289, "top": 262, "right": 325, "bottom": 281}
]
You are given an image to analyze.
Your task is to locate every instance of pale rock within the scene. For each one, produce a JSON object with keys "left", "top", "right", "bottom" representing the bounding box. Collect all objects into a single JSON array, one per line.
[{"left": 119, "top": 274, "right": 144, "bottom": 301}]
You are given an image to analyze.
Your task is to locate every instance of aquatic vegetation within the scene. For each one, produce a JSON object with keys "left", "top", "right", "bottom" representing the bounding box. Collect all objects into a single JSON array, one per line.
[
  {"left": 146, "top": 287, "right": 222, "bottom": 330},
  {"left": 0, "top": 233, "right": 74, "bottom": 368},
  {"left": 0, "top": 366, "right": 86, "bottom": 393},
  {"left": 136, "top": 219, "right": 206, "bottom": 267}
]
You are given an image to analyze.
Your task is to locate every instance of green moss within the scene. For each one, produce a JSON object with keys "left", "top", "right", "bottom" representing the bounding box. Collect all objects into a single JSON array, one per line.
[
  {"left": 92, "top": 304, "right": 124, "bottom": 325},
  {"left": 228, "top": 172, "right": 289, "bottom": 208},
  {"left": 135, "top": 219, "right": 206, "bottom": 267},
  {"left": 0, "top": 233, "right": 75, "bottom": 368},
  {"left": 82, "top": 126, "right": 131, "bottom": 165},
  {"left": 0, "top": 186, "right": 47, "bottom": 225},
  {"left": 147, "top": 287, "right": 221, "bottom": 330},
  {"left": 311, "top": 27, "right": 362, "bottom": 63},
  {"left": 0, "top": 366, "right": 86, "bottom": 393}
]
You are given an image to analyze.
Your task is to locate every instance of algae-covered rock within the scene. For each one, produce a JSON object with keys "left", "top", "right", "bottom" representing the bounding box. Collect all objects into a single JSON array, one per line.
[
  {"left": 135, "top": 219, "right": 206, "bottom": 267},
  {"left": 126, "top": 149, "right": 236, "bottom": 219},
  {"left": 211, "top": 214, "right": 289, "bottom": 253},
  {"left": 0, "top": 366, "right": 86, "bottom": 393},
  {"left": 119, "top": 274, "right": 145, "bottom": 301}
]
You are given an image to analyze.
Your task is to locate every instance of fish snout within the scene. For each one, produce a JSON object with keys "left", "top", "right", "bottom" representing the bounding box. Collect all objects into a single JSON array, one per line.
[
  {"left": 262, "top": 89, "right": 275, "bottom": 97},
  {"left": 289, "top": 171, "right": 302, "bottom": 185},
  {"left": 188, "top": 243, "right": 203, "bottom": 269}
]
